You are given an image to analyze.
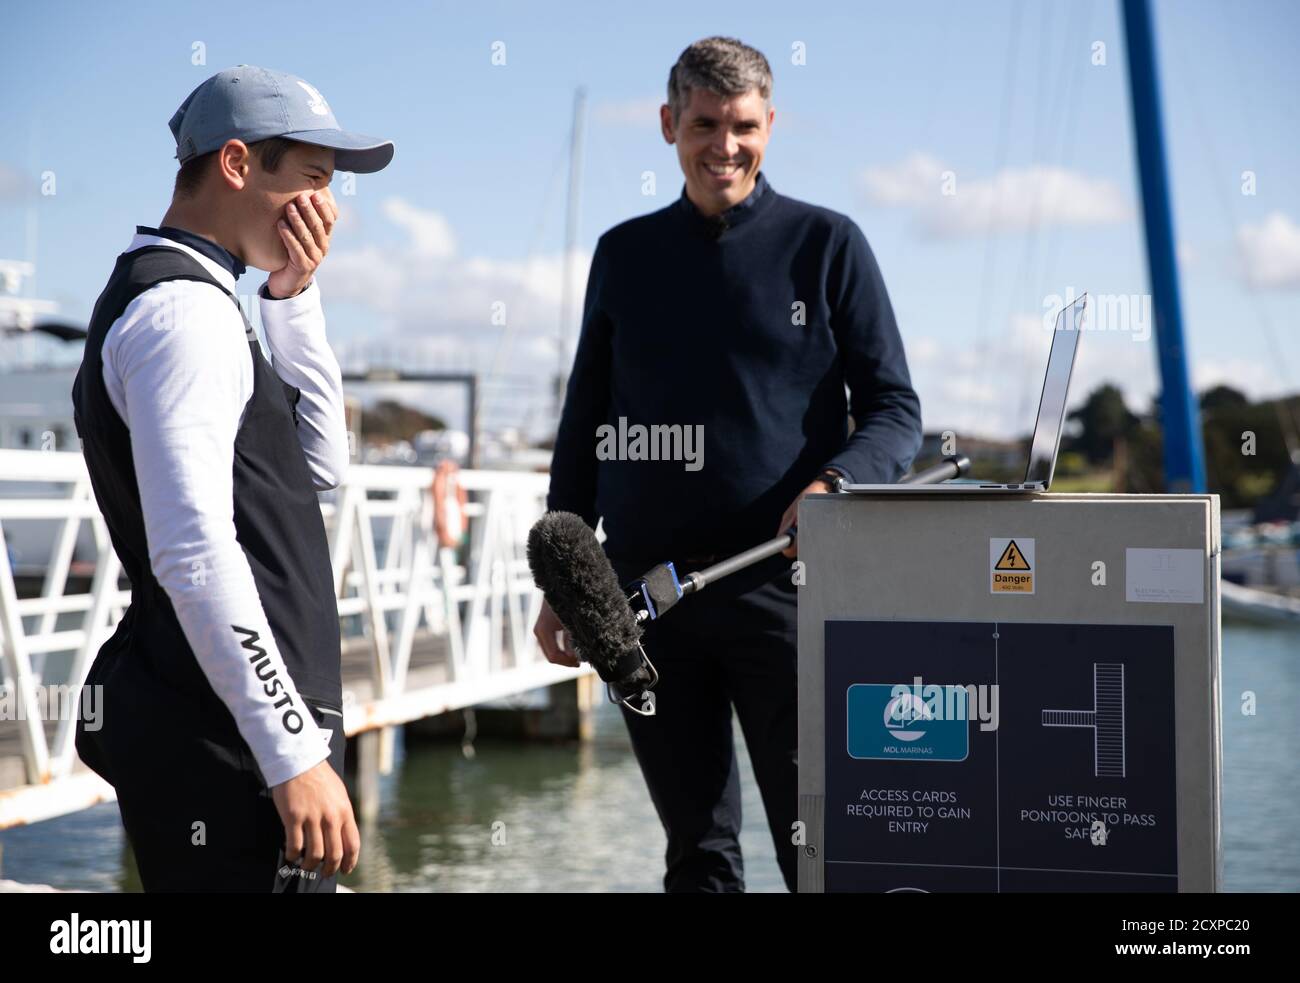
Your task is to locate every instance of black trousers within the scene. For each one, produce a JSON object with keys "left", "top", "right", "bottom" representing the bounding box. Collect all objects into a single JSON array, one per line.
[
  {"left": 612, "top": 553, "right": 799, "bottom": 893},
  {"left": 77, "top": 647, "right": 346, "bottom": 893}
]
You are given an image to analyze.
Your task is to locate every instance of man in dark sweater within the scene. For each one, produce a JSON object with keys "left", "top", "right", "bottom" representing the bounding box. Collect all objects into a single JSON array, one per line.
[{"left": 536, "top": 36, "right": 922, "bottom": 892}]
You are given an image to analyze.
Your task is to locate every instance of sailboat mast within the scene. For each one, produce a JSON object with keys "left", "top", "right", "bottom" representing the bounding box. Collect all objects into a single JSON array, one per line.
[
  {"left": 1122, "top": 0, "right": 1207, "bottom": 493},
  {"left": 555, "top": 86, "right": 587, "bottom": 421}
]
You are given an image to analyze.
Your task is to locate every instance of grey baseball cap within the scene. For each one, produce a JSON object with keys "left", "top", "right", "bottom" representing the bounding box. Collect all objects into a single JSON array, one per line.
[{"left": 168, "top": 65, "right": 394, "bottom": 174}]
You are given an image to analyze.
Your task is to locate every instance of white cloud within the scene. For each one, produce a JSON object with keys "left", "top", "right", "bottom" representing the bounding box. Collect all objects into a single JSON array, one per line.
[
  {"left": 323, "top": 194, "right": 1287, "bottom": 444},
  {"left": 861, "top": 152, "right": 946, "bottom": 206},
  {"left": 905, "top": 305, "right": 1289, "bottom": 441},
  {"left": 1237, "top": 212, "right": 1300, "bottom": 288},
  {"left": 906, "top": 310, "right": 1152, "bottom": 439},
  {"left": 907, "top": 313, "right": 1051, "bottom": 438},
  {"left": 862, "top": 153, "right": 1130, "bottom": 237},
  {"left": 318, "top": 196, "right": 589, "bottom": 436},
  {"left": 1192, "top": 356, "right": 1286, "bottom": 396},
  {"left": 380, "top": 198, "right": 457, "bottom": 259}
]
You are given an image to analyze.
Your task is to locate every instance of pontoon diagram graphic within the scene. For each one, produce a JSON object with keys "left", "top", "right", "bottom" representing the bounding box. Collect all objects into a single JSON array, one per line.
[{"left": 1041, "top": 663, "right": 1126, "bottom": 778}]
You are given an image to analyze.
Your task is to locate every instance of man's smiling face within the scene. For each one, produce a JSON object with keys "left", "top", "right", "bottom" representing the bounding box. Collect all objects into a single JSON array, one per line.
[
  {"left": 241, "top": 142, "right": 335, "bottom": 271},
  {"left": 661, "top": 86, "right": 773, "bottom": 217}
]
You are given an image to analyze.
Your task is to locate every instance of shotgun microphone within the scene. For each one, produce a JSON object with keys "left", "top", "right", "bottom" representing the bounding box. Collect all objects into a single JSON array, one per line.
[
  {"left": 526, "top": 512, "right": 657, "bottom": 710},
  {"left": 527, "top": 458, "right": 971, "bottom": 712}
]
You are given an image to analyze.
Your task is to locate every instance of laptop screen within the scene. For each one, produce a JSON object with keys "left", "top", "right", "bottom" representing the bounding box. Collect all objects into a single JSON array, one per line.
[{"left": 1024, "top": 296, "right": 1087, "bottom": 487}]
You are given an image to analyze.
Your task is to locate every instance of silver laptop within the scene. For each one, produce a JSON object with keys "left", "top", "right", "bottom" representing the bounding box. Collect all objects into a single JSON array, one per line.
[{"left": 843, "top": 294, "right": 1088, "bottom": 495}]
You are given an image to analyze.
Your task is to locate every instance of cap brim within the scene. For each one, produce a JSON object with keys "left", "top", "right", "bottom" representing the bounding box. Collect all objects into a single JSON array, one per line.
[{"left": 279, "top": 128, "right": 394, "bottom": 174}]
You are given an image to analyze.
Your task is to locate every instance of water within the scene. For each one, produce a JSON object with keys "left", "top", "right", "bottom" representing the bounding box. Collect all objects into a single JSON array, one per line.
[
  {"left": 1220, "top": 625, "right": 1300, "bottom": 891},
  {"left": 1, "top": 624, "right": 1294, "bottom": 893}
]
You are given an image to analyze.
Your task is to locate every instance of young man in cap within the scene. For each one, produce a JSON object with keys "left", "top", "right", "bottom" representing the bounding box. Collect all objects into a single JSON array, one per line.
[
  {"left": 73, "top": 66, "right": 393, "bottom": 892},
  {"left": 537, "top": 37, "right": 922, "bottom": 892}
]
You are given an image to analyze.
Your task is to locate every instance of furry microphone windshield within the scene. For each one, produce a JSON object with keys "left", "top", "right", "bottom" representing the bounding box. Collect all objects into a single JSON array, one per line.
[{"left": 526, "top": 511, "right": 649, "bottom": 687}]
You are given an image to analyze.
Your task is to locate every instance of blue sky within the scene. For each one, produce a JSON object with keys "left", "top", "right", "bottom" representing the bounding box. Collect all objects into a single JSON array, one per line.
[{"left": 2, "top": 0, "right": 1298, "bottom": 439}]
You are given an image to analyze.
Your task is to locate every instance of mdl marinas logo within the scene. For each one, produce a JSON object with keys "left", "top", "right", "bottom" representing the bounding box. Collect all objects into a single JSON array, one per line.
[{"left": 847, "top": 683, "right": 970, "bottom": 761}]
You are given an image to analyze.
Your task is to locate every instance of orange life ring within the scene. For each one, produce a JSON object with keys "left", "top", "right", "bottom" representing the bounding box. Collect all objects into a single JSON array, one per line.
[{"left": 432, "top": 459, "right": 468, "bottom": 548}]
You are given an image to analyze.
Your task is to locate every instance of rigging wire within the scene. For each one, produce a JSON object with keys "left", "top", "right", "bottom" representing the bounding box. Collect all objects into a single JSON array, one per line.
[
  {"left": 1006, "top": 0, "right": 1063, "bottom": 435},
  {"left": 872, "top": 10, "right": 954, "bottom": 283},
  {"left": 475, "top": 131, "right": 571, "bottom": 430},
  {"left": 1034, "top": 0, "right": 1094, "bottom": 296},
  {"left": 1008, "top": 0, "right": 1093, "bottom": 449},
  {"left": 971, "top": 0, "right": 1025, "bottom": 435},
  {"left": 1165, "top": 4, "right": 1300, "bottom": 458}
]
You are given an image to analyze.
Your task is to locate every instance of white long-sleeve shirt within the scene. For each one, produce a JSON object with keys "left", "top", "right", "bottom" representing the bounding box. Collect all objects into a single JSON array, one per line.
[{"left": 101, "top": 231, "right": 349, "bottom": 787}]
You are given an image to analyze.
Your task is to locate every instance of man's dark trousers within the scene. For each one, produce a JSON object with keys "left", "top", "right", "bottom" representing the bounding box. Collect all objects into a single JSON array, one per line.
[{"left": 613, "top": 553, "right": 798, "bottom": 893}]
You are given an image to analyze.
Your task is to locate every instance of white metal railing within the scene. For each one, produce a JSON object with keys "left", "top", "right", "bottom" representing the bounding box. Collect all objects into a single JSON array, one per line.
[{"left": 0, "top": 447, "right": 583, "bottom": 808}]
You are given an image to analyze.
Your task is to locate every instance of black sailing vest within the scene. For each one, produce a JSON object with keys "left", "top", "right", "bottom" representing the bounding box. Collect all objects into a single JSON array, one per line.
[{"left": 71, "top": 246, "right": 343, "bottom": 742}]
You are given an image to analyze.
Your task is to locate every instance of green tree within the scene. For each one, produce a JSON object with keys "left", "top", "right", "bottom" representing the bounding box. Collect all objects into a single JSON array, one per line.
[
  {"left": 1199, "top": 387, "right": 1295, "bottom": 509},
  {"left": 1066, "top": 383, "right": 1139, "bottom": 465}
]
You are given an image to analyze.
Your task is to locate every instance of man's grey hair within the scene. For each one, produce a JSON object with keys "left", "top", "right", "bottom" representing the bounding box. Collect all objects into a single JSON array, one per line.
[{"left": 667, "top": 37, "right": 772, "bottom": 125}]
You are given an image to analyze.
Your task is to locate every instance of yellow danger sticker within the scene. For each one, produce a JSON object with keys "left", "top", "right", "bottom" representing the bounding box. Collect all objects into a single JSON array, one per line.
[{"left": 991, "top": 538, "right": 1034, "bottom": 594}]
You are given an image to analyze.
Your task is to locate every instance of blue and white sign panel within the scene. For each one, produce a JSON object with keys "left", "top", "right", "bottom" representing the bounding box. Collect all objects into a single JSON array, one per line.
[{"left": 824, "top": 620, "right": 1178, "bottom": 892}]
